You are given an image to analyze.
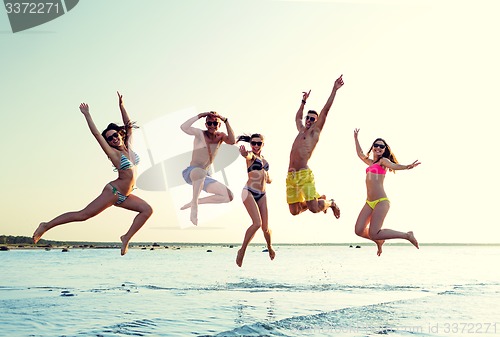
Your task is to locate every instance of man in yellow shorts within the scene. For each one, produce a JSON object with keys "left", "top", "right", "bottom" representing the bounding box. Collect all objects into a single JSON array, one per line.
[{"left": 287, "top": 75, "right": 343, "bottom": 218}]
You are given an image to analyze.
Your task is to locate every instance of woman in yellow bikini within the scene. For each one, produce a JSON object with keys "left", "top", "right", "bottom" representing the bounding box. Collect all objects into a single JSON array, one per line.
[
  {"left": 354, "top": 128, "right": 420, "bottom": 256},
  {"left": 32, "top": 92, "right": 153, "bottom": 255}
]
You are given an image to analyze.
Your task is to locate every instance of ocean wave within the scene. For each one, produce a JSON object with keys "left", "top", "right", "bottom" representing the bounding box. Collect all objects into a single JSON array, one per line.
[
  {"left": 208, "top": 282, "right": 500, "bottom": 337},
  {"left": 89, "top": 319, "right": 158, "bottom": 337},
  {"left": 208, "top": 301, "right": 426, "bottom": 337},
  {"left": 437, "top": 282, "right": 500, "bottom": 296}
]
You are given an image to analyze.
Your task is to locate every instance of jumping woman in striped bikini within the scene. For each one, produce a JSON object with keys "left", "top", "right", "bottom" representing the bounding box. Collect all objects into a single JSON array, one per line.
[
  {"left": 353, "top": 128, "right": 420, "bottom": 256},
  {"left": 32, "top": 92, "right": 153, "bottom": 255}
]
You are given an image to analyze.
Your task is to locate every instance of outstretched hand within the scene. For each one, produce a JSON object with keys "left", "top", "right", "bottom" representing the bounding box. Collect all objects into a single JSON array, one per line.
[
  {"left": 117, "top": 91, "right": 124, "bottom": 105},
  {"left": 334, "top": 75, "right": 344, "bottom": 90},
  {"left": 302, "top": 90, "right": 311, "bottom": 101},
  {"left": 239, "top": 145, "right": 249, "bottom": 157},
  {"left": 407, "top": 160, "right": 421, "bottom": 170},
  {"left": 79, "top": 103, "right": 89, "bottom": 115}
]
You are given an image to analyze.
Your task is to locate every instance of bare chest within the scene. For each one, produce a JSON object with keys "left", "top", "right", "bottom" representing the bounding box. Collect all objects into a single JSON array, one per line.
[{"left": 293, "top": 129, "right": 319, "bottom": 149}]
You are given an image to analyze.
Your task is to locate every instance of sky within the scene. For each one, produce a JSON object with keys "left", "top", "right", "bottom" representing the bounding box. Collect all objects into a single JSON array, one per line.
[{"left": 1, "top": 0, "right": 499, "bottom": 245}]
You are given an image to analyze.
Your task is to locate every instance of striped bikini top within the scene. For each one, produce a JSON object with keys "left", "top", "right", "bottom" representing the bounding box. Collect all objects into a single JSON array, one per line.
[{"left": 115, "top": 151, "right": 140, "bottom": 171}]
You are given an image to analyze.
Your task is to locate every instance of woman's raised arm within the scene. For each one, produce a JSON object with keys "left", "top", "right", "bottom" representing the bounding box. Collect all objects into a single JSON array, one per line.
[
  {"left": 117, "top": 91, "right": 131, "bottom": 126},
  {"left": 80, "top": 103, "right": 115, "bottom": 159},
  {"left": 354, "top": 128, "right": 371, "bottom": 165},
  {"left": 117, "top": 91, "right": 135, "bottom": 146}
]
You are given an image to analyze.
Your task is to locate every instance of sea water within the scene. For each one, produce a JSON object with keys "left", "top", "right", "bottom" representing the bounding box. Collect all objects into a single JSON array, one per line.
[{"left": 1, "top": 244, "right": 499, "bottom": 336}]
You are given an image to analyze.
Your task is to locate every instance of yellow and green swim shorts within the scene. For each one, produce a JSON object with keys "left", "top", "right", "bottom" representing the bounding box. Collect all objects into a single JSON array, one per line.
[{"left": 286, "top": 168, "right": 320, "bottom": 204}]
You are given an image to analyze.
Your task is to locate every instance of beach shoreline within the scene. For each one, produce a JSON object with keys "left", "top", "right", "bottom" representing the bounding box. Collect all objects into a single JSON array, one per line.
[{"left": 1, "top": 241, "right": 499, "bottom": 252}]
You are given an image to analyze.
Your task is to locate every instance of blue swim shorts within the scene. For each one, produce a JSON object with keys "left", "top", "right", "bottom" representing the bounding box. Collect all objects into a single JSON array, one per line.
[{"left": 182, "top": 166, "right": 218, "bottom": 192}]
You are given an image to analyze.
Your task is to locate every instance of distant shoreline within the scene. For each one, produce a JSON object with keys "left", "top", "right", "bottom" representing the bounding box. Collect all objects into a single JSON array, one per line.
[
  {"left": 2, "top": 234, "right": 499, "bottom": 250},
  {"left": 1, "top": 242, "right": 500, "bottom": 252}
]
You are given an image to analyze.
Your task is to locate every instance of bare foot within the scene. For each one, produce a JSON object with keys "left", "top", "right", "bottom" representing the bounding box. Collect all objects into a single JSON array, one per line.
[
  {"left": 236, "top": 249, "right": 245, "bottom": 267},
  {"left": 180, "top": 202, "right": 192, "bottom": 210},
  {"left": 407, "top": 231, "right": 419, "bottom": 249},
  {"left": 190, "top": 207, "right": 198, "bottom": 226},
  {"left": 375, "top": 240, "right": 385, "bottom": 256},
  {"left": 268, "top": 247, "right": 276, "bottom": 261},
  {"left": 120, "top": 235, "right": 130, "bottom": 256},
  {"left": 330, "top": 200, "right": 340, "bottom": 219},
  {"left": 33, "top": 222, "right": 48, "bottom": 244}
]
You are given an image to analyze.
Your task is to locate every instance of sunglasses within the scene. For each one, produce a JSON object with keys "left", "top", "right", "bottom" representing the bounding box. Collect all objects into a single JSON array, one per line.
[
  {"left": 305, "top": 116, "right": 316, "bottom": 122},
  {"left": 206, "top": 121, "right": 219, "bottom": 127},
  {"left": 373, "top": 143, "right": 386, "bottom": 149},
  {"left": 106, "top": 132, "right": 120, "bottom": 142},
  {"left": 251, "top": 141, "right": 263, "bottom": 146}
]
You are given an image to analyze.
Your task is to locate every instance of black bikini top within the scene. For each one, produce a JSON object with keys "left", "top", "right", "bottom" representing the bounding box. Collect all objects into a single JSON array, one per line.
[{"left": 247, "top": 157, "right": 269, "bottom": 173}]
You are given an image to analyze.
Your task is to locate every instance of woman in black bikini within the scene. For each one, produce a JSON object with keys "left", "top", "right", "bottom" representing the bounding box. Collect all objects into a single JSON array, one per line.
[
  {"left": 32, "top": 92, "right": 153, "bottom": 255},
  {"left": 236, "top": 133, "right": 275, "bottom": 267}
]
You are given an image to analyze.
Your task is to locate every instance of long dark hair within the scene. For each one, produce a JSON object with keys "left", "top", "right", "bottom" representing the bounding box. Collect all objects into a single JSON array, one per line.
[
  {"left": 101, "top": 121, "right": 137, "bottom": 149},
  {"left": 367, "top": 137, "right": 398, "bottom": 173},
  {"left": 237, "top": 133, "right": 265, "bottom": 143}
]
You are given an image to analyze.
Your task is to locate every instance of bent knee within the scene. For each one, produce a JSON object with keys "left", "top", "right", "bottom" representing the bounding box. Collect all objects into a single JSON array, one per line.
[
  {"left": 354, "top": 228, "right": 364, "bottom": 237},
  {"left": 252, "top": 221, "right": 262, "bottom": 228},
  {"left": 141, "top": 204, "right": 153, "bottom": 218}
]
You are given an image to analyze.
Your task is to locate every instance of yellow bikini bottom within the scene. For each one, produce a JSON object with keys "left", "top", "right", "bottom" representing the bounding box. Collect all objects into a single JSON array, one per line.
[{"left": 366, "top": 197, "right": 389, "bottom": 209}]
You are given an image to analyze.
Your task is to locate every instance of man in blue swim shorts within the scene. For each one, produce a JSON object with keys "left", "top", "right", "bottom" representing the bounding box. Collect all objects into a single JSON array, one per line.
[
  {"left": 180, "top": 111, "right": 236, "bottom": 225},
  {"left": 287, "top": 75, "right": 344, "bottom": 219}
]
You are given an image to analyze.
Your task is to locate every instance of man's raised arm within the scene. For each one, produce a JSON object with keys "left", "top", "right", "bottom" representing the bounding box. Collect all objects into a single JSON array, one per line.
[
  {"left": 211, "top": 111, "right": 236, "bottom": 145},
  {"left": 295, "top": 90, "right": 310, "bottom": 131},
  {"left": 181, "top": 112, "right": 212, "bottom": 136},
  {"left": 316, "top": 75, "right": 344, "bottom": 131}
]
